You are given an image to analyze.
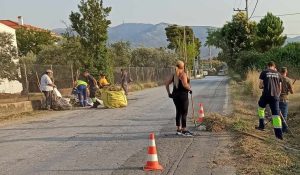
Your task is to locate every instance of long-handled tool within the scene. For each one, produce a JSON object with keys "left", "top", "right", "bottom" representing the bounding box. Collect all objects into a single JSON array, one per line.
[
  {"left": 190, "top": 93, "right": 196, "bottom": 127},
  {"left": 36, "top": 72, "right": 46, "bottom": 108},
  {"left": 279, "top": 111, "right": 295, "bottom": 137},
  {"left": 264, "top": 107, "right": 295, "bottom": 137}
]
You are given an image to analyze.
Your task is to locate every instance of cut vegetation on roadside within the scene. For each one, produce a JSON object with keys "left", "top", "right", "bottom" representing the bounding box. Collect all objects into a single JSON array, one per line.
[{"left": 204, "top": 71, "right": 300, "bottom": 175}]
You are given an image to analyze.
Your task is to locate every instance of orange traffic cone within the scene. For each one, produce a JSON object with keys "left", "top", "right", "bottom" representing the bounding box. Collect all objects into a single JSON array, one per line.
[
  {"left": 197, "top": 103, "right": 205, "bottom": 123},
  {"left": 144, "top": 133, "right": 163, "bottom": 171}
]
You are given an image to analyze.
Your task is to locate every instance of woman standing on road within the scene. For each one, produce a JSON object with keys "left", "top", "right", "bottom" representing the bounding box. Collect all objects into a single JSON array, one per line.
[{"left": 165, "top": 60, "right": 193, "bottom": 136}]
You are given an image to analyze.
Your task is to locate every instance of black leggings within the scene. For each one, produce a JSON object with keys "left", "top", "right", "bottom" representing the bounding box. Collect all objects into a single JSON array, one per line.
[{"left": 173, "top": 93, "right": 189, "bottom": 128}]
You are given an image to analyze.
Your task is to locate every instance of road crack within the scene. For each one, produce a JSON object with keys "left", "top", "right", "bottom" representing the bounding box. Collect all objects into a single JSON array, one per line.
[{"left": 165, "top": 137, "right": 194, "bottom": 175}]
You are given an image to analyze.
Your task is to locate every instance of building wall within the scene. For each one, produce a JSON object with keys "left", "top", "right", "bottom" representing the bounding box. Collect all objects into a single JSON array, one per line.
[
  {"left": 0, "top": 79, "right": 23, "bottom": 94},
  {"left": 0, "top": 23, "right": 17, "bottom": 47},
  {"left": 0, "top": 23, "right": 23, "bottom": 94}
]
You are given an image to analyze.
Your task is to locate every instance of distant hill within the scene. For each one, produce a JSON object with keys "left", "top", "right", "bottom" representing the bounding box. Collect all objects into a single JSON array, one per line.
[
  {"left": 286, "top": 36, "right": 300, "bottom": 44},
  {"left": 108, "top": 23, "right": 219, "bottom": 58},
  {"left": 52, "top": 22, "right": 220, "bottom": 58},
  {"left": 52, "top": 28, "right": 67, "bottom": 35}
]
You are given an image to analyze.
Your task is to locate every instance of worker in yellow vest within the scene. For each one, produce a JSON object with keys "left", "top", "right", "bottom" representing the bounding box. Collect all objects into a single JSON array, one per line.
[
  {"left": 257, "top": 61, "right": 283, "bottom": 139},
  {"left": 76, "top": 70, "right": 89, "bottom": 107}
]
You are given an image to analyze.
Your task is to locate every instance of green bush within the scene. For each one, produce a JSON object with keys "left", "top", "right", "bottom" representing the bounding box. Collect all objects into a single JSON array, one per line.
[{"left": 234, "top": 43, "right": 300, "bottom": 79}]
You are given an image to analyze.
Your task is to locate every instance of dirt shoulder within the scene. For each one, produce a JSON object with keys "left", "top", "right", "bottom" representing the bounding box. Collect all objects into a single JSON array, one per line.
[{"left": 226, "top": 80, "right": 300, "bottom": 174}]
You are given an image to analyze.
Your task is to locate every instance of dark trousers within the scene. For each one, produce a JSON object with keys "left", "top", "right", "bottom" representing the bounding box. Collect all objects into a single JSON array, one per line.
[
  {"left": 258, "top": 95, "right": 283, "bottom": 139},
  {"left": 89, "top": 87, "right": 100, "bottom": 107},
  {"left": 258, "top": 96, "right": 280, "bottom": 116},
  {"left": 89, "top": 87, "right": 97, "bottom": 99},
  {"left": 43, "top": 91, "right": 53, "bottom": 109},
  {"left": 279, "top": 101, "right": 288, "bottom": 132},
  {"left": 122, "top": 83, "right": 128, "bottom": 95},
  {"left": 77, "top": 85, "right": 87, "bottom": 107},
  {"left": 173, "top": 92, "right": 189, "bottom": 128}
]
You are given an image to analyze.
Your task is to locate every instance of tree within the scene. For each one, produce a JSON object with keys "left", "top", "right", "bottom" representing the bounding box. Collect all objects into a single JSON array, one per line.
[
  {"left": 207, "top": 12, "right": 257, "bottom": 68},
  {"left": 157, "top": 48, "right": 178, "bottom": 68},
  {"left": 222, "top": 12, "right": 256, "bottom": 53},
  {"left": 165, "top": 25, "right": 201, "bottom": 70},
  {"left": 206, "top": 28, "right": 228, "bottom": 52},
  {"left": 131, "top": 48, "right": 157, "bottom": 67},
  {"left": 255, "top": 12, "right": 287, "bottom": 52},
  {"left": 0, "top": 32, "right": 19, "bottom": 80},
  {"left": 16, "top": 28, "right": 56, "bottom": 56},
  {"left": 131, "top": 48, "right": 177, "bottom": 67},
  {"left": 35, "top": 37, "right": 89, "bottom": 70},
  {"left": 110, "top": 41, "right": 132, "bottom": 67},
  {"left": 19, "top": 52, "right": 37, "bottom": 64},
  {"left": 69, "top": 0, "right": 112, "bottom": 78}
]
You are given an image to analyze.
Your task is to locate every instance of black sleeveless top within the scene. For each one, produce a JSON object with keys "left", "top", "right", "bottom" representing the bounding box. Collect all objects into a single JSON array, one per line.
[{"left": 172, "top": 75, "right": 189, "bottom": 94}]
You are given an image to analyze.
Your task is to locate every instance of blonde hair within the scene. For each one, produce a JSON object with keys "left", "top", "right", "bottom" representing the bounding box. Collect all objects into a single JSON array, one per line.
[{"left": 174, "top": 60, "right": 184, "bottom": 88}]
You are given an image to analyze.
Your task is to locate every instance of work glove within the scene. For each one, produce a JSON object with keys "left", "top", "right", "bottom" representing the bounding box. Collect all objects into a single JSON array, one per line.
[
  {"left": 168, "top": 93, "right": 173, "bottom": 99},
  {"left": 189, "top": 90, "right": 193, "bottom": 94}
]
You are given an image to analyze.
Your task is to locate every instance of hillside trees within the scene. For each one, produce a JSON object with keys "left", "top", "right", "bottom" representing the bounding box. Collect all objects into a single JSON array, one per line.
[{"left": 70, "top": 0, "right": 112, "bottom": 77}]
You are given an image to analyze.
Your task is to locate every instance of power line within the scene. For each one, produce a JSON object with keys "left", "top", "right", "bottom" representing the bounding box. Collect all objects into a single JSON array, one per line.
[
  {"left": 249, "top": 0, "right": 258, "bottom": 19},
  {"left": 253, "top": 12, "right": 300, "bottom": 18},
  {"left": 234, "top": 0, "right": 238, "bottom": 9},
  {"left": 233, "top": 0, "right": 248, "bottom": 19},
  {"left": 238, "top": 0, "right": 242, "bottom": 9}
]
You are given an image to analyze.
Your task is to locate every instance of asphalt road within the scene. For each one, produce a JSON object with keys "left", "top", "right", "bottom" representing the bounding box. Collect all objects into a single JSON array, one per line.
[{"left": 0, "top": 76, "right": 235, "bottom": 175}]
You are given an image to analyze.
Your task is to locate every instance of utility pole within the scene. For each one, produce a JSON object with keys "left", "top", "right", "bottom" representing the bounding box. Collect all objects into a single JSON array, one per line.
[
  {"left": 233, "top": 0, "right": 249, "bottom": 19},
  {"left": 183, "top": 26, "right": 190, "bottom": 77},
  {"left": 183, "top": 26, "right": 187, "bottom": 64},
  {"left": 209, "top": 47, "right": 212, "bottom": 69},
  {"left": 246, "top": 0, "right": 249, "bottom": 19},
  {"left": 192, "top": 35, "right": 196, "bottom": 78}
]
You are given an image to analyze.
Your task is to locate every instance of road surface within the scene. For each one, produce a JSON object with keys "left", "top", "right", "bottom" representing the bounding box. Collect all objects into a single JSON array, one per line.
[{"left": 0, "top": 76, "right": 235, "bottom": 175}]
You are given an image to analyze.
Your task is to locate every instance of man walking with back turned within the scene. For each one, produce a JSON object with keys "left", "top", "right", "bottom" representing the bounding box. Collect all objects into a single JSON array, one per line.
[{"left": 257, "top": 61, "right": 283, "bottom": 139}]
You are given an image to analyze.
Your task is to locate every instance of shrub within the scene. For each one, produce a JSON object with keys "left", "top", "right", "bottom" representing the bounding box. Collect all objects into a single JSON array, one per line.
[{"left": 245, "top": 70, "right": 261, "bottom": 98}]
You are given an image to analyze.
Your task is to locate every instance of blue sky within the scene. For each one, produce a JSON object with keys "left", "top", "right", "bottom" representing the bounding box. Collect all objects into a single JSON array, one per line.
[{"left": 1, "top": 0, "right": 300, "bottom": 36}]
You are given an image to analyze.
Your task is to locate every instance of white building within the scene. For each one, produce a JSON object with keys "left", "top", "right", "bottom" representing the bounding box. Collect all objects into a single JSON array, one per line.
[{"left": 0, "top": 23, "right": 23, "bottom": 94}]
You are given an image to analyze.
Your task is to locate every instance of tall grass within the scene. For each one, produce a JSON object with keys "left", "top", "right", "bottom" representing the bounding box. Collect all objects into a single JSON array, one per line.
[
  {"left": 293, "top": 80, "right": 300, "bottom": 92},
  {"left": 245, "top": 70, "right": 261, "bottom": 98}
]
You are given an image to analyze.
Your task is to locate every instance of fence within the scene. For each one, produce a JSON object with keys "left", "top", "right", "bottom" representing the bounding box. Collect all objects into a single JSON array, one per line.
[
  {"left": 0, "top": 64, "right": 174, "bottom": 103},
  {"left": 114, "top": 67, "right": 174, "bottom": 85},
  {"left": 20, "top": 64, "right": 74, "bottom": 94}
]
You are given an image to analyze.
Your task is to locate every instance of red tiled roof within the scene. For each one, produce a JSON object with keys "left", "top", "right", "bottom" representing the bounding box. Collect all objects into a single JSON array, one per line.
[
  {"left": 0, "top": 20, "right": 58, "bottom": 37},
  {"left": 0, "top": 20, "right": 20, "bottom": 29},
  {"left": 0, "top": 20, "right": 47, "bottom": 31}
]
